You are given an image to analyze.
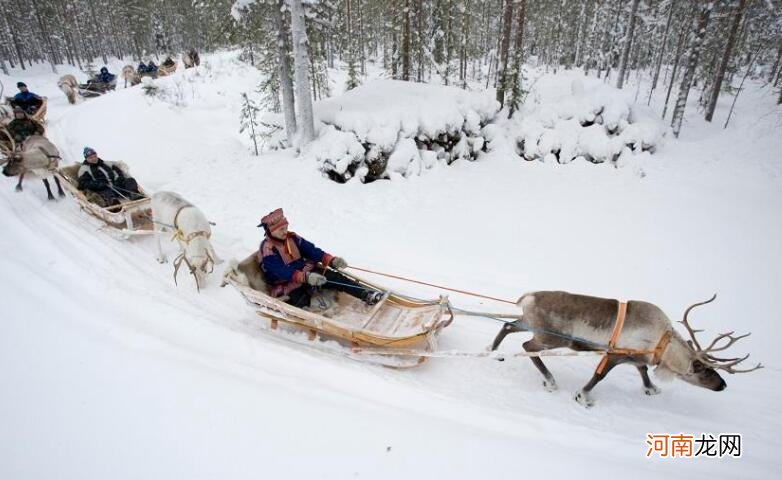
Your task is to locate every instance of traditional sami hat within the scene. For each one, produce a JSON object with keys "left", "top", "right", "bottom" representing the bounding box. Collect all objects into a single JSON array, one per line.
[{"left": 258, "top": 208, "right": 288, "bottom": 231}]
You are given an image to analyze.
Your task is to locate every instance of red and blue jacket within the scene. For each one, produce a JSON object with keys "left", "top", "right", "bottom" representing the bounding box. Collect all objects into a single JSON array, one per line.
[{"left": 259, "top": 232, "right": 333, "bottom": 297}]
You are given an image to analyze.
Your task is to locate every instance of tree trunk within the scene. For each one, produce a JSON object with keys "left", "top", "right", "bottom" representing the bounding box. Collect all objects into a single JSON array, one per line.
[
  {"left": 704, "top": 0, "right": 746, "bottom": 122},
  {"left": 616, "top": 0, "right": 640, "bottom": 89},
  {"left": 662, "top": 16, "right": 689, "bottom": 119},
  {"left": 508, "top": 0, "right": 527, "bottom": 117},
  {"left": 671, "top": 2, "right": 713, "bottom": 138},
  {"left": 768, "top": 38, "right": 782, "bottom": 84},
  {"left": 648, "top": 0, "right": 675, "bottom": 104},
  {"left": 401, "top": 0, "right": 411, "bottom": 80},
  {"left": 495, "top": 0, "right": 514, "bottom": 106},
  {"left": 273, "top": 0, "right": 297, "bottom": 142},
  {"left": 290, "top": 0, "right": 315, "bottom": 145}
]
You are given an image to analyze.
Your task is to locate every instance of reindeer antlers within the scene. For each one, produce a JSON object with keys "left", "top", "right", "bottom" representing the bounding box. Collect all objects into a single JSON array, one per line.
[{"left": 679, "top": 294, "right": 762, "bottom": 374}]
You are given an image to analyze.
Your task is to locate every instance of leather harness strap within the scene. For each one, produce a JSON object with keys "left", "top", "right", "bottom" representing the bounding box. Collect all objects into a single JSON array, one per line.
[
  {"left": 596, "top": 301, "right": 627, "bottom": 375},
  {"left": 595, "top": 301, "right": 674, "bottom": 375}
]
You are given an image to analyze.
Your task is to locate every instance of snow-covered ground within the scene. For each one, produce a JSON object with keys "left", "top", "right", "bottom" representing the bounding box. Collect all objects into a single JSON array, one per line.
[{"left": 2, "top": 52, "right": 781, "bottom": 479}]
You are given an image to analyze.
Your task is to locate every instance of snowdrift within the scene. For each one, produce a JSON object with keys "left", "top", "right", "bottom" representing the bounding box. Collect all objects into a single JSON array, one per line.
[
  {"left": 308, "top": 80, "right": 499, "bottom": 182},
  {"left": 507, "top": 80, "right": 665, "bottom": 164}
]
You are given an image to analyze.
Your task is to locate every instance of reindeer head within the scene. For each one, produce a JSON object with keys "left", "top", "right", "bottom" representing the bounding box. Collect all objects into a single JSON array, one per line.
[
  {"left": 173, "top": 234, "right": 217, "bottom": 292},
  {"left": 661, "top": 294, "right": 762, "bottom": 391}
]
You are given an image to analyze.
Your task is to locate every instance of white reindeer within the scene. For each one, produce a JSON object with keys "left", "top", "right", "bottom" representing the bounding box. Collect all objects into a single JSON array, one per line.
[
  {"left": 57, "top": 75, "right": 78, "bottom": 104},
  {"left": 151, "top": 191, "right": 221, "bottom": 291}
]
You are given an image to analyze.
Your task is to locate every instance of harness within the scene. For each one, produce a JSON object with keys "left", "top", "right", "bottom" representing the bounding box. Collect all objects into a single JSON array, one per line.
[
  {"left": 594, "top": 301, "right": 674, "bottom": 375},
  {"left": 171, "top": 204, "right": 211, "bottom": 244},
  {"left": 169, "top": 204, "right": 214, "bottom": 292}
]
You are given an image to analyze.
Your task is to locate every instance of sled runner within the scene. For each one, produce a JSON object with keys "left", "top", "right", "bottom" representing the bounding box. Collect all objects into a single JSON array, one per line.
[
  {"left": 55, "top": 163, "right": 153, "bottom": 233},
  {"left": 223, "top": 253, "right": 454, "bottom": 368}
]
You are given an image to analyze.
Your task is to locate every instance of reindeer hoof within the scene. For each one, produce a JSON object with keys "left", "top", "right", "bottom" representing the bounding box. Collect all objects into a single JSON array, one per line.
[
  {"left": 157, "top": 257, "right": 168, "bottom": 264},
  {"left": 644, "top": 385, "right": 661, "bottom": 396},
  {"left": 58, "top": 192, "right": 65, "bottom": 198},
  {"left": 575, "top": 391, "right": 595, "bottom": 408},
  {"left": 47, "top": 194, "right": 55, "bottom": 201},
  {"left": 15, "top": 185, "right": 23, "bottom": 192},
  {"left": 543, "top": 378, "right": 558, "bottom": 392}
]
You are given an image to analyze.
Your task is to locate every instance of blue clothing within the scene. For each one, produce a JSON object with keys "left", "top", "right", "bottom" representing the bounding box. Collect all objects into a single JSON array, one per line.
[
  {"left": 12, "top": 91, "right": 43, "bottom": 113},
  {"left": 96, "top": 71, "right": 116, "bottom": 83},
  {"left": 260, "top": 233, "right": 329, "bottom": 285}
]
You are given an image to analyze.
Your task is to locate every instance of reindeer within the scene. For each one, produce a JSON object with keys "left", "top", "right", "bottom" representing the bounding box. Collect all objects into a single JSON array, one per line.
[
  {"left": 1, "top": 132, "right": 64, "bottom": 200},
  {"left": 491, "top": 291, "right": 761, "bottom": 407},
  {"left": 57, "top": 75, "right": 78, "bottom": 104},
  {"left": 151, "top": 191, "right": 221, "bottom": 292},
  {"left": 183, "top": 50, "right": 200, "bottom": 69},
  {"left": 121, "top": 65, "right": 140, "bottom": 88}
]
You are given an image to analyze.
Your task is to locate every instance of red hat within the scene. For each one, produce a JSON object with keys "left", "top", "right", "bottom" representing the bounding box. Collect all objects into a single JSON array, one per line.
[{"left": 258, "top": 208, "right": 288, "bottom": 232}]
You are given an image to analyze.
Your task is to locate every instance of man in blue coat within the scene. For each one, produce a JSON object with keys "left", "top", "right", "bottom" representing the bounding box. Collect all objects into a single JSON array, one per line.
[
  {"left": 12, "top": 82, "right": 43, "bottom": 115},
  {"left": 258, "top": 208, "right": 383, "bottom": 308},
  {"left": 94, "top": 67, "right": 116, "bottom": 84}
]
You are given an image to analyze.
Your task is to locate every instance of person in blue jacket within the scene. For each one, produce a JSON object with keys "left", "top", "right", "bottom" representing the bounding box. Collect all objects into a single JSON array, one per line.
[
  {"left": 258, "top": 208, "right": 383, "bottom": 308},
  {"left": 12, "top": 82, "right": 43, "bottom": 115},
  {"left": 94, "top": 66, "right": 116, "bottom": 84}
]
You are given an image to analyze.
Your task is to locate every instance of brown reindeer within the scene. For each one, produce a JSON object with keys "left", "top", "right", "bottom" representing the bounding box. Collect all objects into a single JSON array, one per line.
[
  {"left": 491, "top": 291, "right": 761, "bottom": 407},
  {"left": 57, "top": 74, "right": 78, "bottom": 104},
  {"left": 1, "top": 133, "right": 64, "bottom": 200}
]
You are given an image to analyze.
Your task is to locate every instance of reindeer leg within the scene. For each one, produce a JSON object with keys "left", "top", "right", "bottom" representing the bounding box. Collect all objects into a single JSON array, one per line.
[
  {"left": 54, "top": 175, "right": 65, "bottom": 197},
  {"left": 523, "top": 338, "right": 558, "bottom": 392},
  {"left": 575, "top": 356, "right": 621, "bottom": 407},
  {"left": 637, "top": 365, "right": 661, "bottom": 396},
  {"left": 42, "top": 178, "right": 55, "bottom": 200},
  {"left": 15, "top": 172, "right": 25, "bottom": 192},
  {"left": 490, "top": 319, "right": 526, "bottom": 354},
  {"left": 155, "top": 227, "right": 167, "bottom": 263}
]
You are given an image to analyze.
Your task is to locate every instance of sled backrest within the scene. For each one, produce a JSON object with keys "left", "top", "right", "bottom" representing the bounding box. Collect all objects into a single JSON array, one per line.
[
  {"left": 236, "top": 252, "right": 269, "bottom": 293},
  {"left": 59, "top": 164, "right": 81, "bottom": 185}
]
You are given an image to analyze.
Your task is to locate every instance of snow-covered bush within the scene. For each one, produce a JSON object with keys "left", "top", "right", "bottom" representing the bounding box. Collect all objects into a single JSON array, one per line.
[
  {"left": 305, "top": 80, "right": 500, "bottom": 182},
  {"left": 507, "top": 81, "right": 665, "bottom": 164}
]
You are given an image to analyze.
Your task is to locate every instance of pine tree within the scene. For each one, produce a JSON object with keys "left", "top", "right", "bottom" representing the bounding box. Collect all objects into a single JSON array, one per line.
[{"left": 240, "top": 92, "right": 261, "bottom": 156}]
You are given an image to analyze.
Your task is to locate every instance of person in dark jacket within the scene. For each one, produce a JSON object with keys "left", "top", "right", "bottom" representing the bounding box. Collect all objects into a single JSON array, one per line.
[
  {"left": 96, "top": 67, "right": 116, "bottom": 84},
  {"left": 77, "top": 146, "right": 142, "bottom": 207},
  {"left": 6, "top": 106, "right": 44, "bottom": 143},
  {"left": 258, "top": 208, "right": 383, "bottom": 309},
  {"left": 12, "top": 82, "right": 43, "bottom": 115},
  {"left": 137, "top": 62, "right": 148, "bottom": 74}
]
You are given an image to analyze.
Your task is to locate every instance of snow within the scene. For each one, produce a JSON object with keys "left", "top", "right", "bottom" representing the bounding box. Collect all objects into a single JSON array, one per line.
[
  {"left": 310, "top": 79, "right": 499, "bottom": 180},
  {"left": 2, "top": 54, "right": 782, "bottom": 479},
  {"left": 506, "top": 81, "right": 665, "bottom": 163}
]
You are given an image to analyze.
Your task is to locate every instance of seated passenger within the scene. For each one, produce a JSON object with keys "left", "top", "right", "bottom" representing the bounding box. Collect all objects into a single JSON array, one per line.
[
  {"left": 258, "top": 208, "right": 383, "bottom": 309},
  {"left": 12, "top": 82, "right": 43, "bottom": 115},
  {"left": 137, "top": 62, "right": 148, "bottom": 74},
  {"left": 77, "top": 147, "right": 142, "bottom": 207},
  {"left": 6, "top": 106, "right": 44, "bottom": 143},
  {"left": 93, "top": 67, "right": 116, "bottom": 84}
]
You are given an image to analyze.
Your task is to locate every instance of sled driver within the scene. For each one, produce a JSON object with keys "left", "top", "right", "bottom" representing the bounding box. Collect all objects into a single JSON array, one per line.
[{"left": 258, "top": 208, "right": 383, "bottom": 309}]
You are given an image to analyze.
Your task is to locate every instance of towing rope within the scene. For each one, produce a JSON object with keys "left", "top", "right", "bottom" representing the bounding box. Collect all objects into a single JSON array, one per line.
[{"left": 346, "top": 265, "right": 518, "bottom": 305}]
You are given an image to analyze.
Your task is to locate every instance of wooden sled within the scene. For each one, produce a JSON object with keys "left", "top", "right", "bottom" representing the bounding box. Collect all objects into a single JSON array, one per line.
[
  {"left": 158, "top": 62, "right": 177, "bottom": 77},
  {"left": 55, "top": 163, "right": 153, "bottom": 233},
  {"left": 223, "top": 254, "right": 454, "bottom": 368},
  {"left": 77, "top": 80, "right": 117, "bottom": 98},
  {"left": 4, "top": 96, "right": 47, "bottom": 122}
]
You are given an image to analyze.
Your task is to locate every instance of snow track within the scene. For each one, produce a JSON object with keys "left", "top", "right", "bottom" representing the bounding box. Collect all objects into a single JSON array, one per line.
[{"left": 1, "top": 55, "right": 780, "bottom": 478}]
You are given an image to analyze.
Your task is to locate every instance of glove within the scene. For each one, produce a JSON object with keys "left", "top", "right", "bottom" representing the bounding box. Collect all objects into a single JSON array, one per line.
[
  {"left": 306, "top": 272, "right": 327, "bottom": 287},
  {"left": 330, "top": 257, "right": 348, "bottom": 270}
]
